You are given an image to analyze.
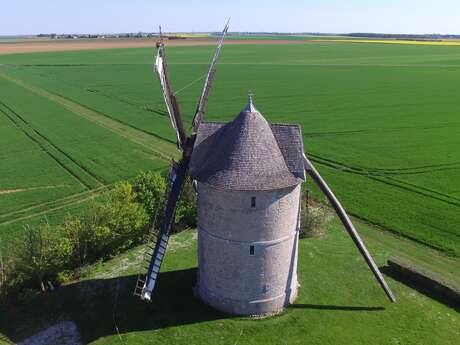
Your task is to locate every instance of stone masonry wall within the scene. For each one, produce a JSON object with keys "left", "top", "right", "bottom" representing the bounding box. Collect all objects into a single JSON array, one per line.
[{"left": 196, "top": 182, "right": 301, "bottom": 315}]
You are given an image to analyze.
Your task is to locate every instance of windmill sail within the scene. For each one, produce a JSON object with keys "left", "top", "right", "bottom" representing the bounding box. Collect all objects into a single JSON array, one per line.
[
  {"left": 192, "top": 19, "right": 230, "bottom": 133},
  {"left": 154, "top": 41, "right": 188, "bottom": 149},
  {"left": 303, "top": 154, "right": 396, "bottom": 303},
  {"left": 136, "top": 21, "right": 231, "bottom": 302},
  {"left": 141, "top": 159, "right": 189, "bottom": 301}
]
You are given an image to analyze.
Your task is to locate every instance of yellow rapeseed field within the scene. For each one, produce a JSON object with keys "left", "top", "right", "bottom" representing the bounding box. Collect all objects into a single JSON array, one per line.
[{"left": 323, "top": 39, "right": 460, "bottom": 46}]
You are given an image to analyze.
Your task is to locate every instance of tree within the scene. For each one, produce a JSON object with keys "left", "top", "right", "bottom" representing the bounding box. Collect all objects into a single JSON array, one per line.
[
  {"left": 13, "top": 223, "right": 72, "bottom": 292},
  {"left": 0, "top": 245, "right": 8, "bottom": 301},
  {"left": 174, "top": 178, "right": 197, "bottom": 231},
  {"left": 90, "top": 181, "right": 149, "bottom": 257},
  {"left": 62, "top": 215, "right": 91, "bottom": 266},
  {"left": 132, "top": 171, "right": 167, "bottom": 224}
]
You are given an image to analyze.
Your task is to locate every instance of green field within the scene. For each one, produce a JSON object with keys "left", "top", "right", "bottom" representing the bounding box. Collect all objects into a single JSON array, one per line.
[{"left": 1, "top": 42, "right": 460, "bottom": 257}]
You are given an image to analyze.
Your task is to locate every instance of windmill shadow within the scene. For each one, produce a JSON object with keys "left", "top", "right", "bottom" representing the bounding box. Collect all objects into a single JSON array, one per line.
[
  {"left": 0, "top": 268, "right": 229, "bottom": 344},
  {"left": 289, "top": 304, "right": 385, "bottom": 311}
]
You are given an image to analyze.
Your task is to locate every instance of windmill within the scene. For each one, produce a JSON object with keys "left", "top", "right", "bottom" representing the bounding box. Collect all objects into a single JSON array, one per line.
[{"left": 135, "top": 21, "right": 395, "bottom": 315}]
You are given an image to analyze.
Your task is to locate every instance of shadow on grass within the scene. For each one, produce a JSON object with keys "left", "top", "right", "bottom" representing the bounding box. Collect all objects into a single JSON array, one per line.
[
  {"left": 0, "top": 268, "right": 229, "bottom": 344},
  {"left": 380, "top": 266, "right": 460, "bottom": 312},
  {"left": 289, "top": 304, "right": 385, "bottom": 311}
]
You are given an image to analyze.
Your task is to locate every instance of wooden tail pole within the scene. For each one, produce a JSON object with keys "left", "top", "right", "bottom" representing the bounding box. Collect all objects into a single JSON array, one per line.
[{"left": 303, "top": 154, "right": 396, "bottom": 303}]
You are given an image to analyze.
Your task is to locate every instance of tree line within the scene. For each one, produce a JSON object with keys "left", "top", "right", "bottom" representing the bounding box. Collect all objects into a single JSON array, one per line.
[
  {"left": 0, "top": 170, "right": 329, "bottom": 304},
  {"left": 0, "top": 171, "right": 196, "bottom": 304}
]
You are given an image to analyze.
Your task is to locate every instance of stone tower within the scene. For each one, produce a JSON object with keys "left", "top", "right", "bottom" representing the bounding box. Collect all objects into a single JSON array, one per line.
[{"left": 189, "top": 96, "right": 306, "bottom": 316}]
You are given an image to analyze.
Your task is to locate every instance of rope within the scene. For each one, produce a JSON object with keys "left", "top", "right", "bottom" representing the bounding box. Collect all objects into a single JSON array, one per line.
[{"left": 174, "top": 74, "right": 207, "bottom": 96}]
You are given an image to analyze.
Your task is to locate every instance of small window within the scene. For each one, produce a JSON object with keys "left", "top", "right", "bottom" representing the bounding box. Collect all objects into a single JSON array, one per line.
[
  {"left": 249, "top": 245, "right": 255, "bottom": 255},
  {"left": 251, "top": 197, "right": 256, "bottom": 208}
]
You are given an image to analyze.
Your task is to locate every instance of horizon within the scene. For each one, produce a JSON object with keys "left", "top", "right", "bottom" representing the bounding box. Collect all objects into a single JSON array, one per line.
[
  {"left": 2, "top": 0, "right": 460, "bottom": 36},
  {"left": 3, "top": 31, "right": 460, "bottom": 38}
]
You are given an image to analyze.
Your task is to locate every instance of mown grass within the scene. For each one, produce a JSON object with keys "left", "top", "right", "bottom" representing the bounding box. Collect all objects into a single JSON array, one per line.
[
  {"left": 1, "top": 42, "right": 459, "bottom": 256},
  {"left": 1, "top": 220, "right": 458, "bottom": 345}
]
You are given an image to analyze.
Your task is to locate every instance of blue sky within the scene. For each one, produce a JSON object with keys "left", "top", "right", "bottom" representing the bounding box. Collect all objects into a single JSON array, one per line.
[{"left": 2, "top": 0, "right": 460, "bottom": 35}]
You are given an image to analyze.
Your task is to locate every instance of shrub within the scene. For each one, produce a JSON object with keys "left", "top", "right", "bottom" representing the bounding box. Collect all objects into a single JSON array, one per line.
[
  {"left": 174, "top": 179, "right": 197, "bottom": 231},
  {"left": 300, "top": 188, "right": 331, "bottom": 238},
  {"left": 12, "top": 223, "right": 73, "bottom": 292},
  {"left": 132, "top": 171, "right": 167, "bottom": 224},
  {"left": 0, "top": 247, "right": 12, "bottom": 302},
  {"left": 16, "top": 288, "right": 40, "bottom": 305},
  {"left": 132, "top": 170, "right": 197, "bottom": 232},
  {"left": 3, "top": 171, "right": 167, "bottom": 300},
  {"left": 90, "top": 181, "right": 149, "bottom": 258},
  {"left": 55, "top": 270, "right": 75, "bottom": 285},
  {"left": 61, "top": 215, "right": 91, "bottom": 266}
]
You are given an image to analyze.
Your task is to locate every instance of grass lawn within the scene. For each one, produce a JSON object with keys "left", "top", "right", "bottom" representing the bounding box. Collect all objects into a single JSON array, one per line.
[{"left": 1, "top": 216, "right": 458, "bottom": 345}]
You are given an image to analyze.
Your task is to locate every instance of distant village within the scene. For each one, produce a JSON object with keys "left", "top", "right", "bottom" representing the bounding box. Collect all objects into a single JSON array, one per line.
[
  {"left": 9, "top": 32, "right": 460, "bottom": 40},
  {"left": 36, "top": 32, "right": 165, "bottom": 39}
]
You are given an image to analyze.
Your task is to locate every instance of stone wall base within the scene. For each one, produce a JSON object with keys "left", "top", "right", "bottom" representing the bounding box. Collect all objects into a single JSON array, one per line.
[{"left": 195, "top": 283, "right": 298, "bottom": 316}]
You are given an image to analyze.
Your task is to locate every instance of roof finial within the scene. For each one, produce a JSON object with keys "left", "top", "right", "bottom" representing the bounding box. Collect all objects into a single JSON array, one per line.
[{"left": 242, "top": 91, "right": 258, "bottom": 113}]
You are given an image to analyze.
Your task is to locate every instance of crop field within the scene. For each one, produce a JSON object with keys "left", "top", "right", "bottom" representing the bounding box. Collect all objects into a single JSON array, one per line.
[
  {"left": 323, "top": 39, "right": 460, "bottom": 46},
  {"left": 0, "top": 41, "right": 460, "bottom": 257}
]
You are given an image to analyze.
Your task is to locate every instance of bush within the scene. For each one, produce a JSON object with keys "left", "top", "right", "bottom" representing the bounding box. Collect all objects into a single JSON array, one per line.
[
  {"left": 132, "top": 170, "right": 197, "bottom": 232},
  {"left": 2, "top": 171, "right": 169, "bottom": 300},
  {"left": 89, "top": 181, "right": 149, "bottom": 258},
  {"left": 61, "top": 215, "right": 91, "bottom": 266},
  {"left": 16, "top": 288, "right": 40, "bottom": 305},
  {"left": 0, "top": 247, "right": 12, "bottom": 303},
  {"left": 132, "top": 171, "right": 167, "bottom": 224},
  {"left": 300, "top": 188, "right": 331, "bottom": 238},
  {"left": 174, "top": 179, "right": 197, "bottom": 231},
  {"left": 56, "top": 270, "right": 75, "bottom": 285},
  {"left": 12, "top": 223, "right": 73, "bottom": 292}
]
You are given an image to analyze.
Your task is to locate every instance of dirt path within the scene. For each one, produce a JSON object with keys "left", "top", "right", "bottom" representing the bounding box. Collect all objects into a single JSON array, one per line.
[
  {"left": 0, "top": 185, "right": 69, "bottom": 196},
  {"left": 0, "top": 38, "right": 318, "bottom": 55},
  {"left": 0, "top": 189, "right": 24, "bottom": 195}
]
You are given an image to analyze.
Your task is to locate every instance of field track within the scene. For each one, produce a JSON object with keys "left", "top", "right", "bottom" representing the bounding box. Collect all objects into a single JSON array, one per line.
[
  {"left": 0, "top": 186, "right": 107, "bottom": 226},
  {"left": 0, "top": 69, "right": 176, "bottom": 228},
  {"left": 0, "top": 100, "right": 104, "bottom": 190},
  {"left": 0, "top": 70, "right": 176, "bottom": 162}
]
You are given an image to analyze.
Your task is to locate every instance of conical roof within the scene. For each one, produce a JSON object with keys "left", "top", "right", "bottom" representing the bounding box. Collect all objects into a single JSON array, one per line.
[{"left": 189, "top": 97, "right": 302, "bottom": 191}]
